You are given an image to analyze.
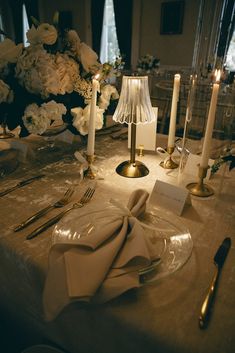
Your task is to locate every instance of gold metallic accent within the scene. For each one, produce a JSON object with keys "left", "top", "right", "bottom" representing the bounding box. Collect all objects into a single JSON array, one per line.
[
  {"left": 199, "top": 267, "right": 218, "bottom": 329},
  {"left": 14, "top": 186, "right": 74, "bottom": 231},
  {"left": 116, "top": 160, "right": 149, "bottom": 178},
  {"left": 84, "top": 154, "right": 96, "bottom": 179},
  {"left": 186, "top": 165, "right": 214, "bottom": 197},
  {"left": 0, "top": 122, "right": 14, "bottom": 139},
  {"left": 138, "top": 144, "right": 144, "bottom": 157},
  {"left": 26, "top": 187, "right": 95, "bottom": 240},
  {"left": 116, "top": 124, "right": 149, "bottom": 178},
  {"left": 160, "top": 146, "right": 179, "bottom": 169}
]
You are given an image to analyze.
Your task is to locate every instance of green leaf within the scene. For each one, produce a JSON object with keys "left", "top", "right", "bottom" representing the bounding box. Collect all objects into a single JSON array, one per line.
[
  {"left": 30, "top": 16, "right": 40, "bottom": 27},
  {"left": 53, "top": 11, "right": 59, "bottom": 26}
]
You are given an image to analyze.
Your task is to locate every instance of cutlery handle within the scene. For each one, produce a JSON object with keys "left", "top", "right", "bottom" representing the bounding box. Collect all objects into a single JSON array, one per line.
[
  {"left": 26, "top": 208, "right": 71, "bottom": 240},
  {"left": 14, "top": 205, "right": 54, "bottom": 232},
  {"left": 0, "top": 185, "right": 18, "bottom": 197},
  {"left": 199, "top": 267, "right": 219, "bottom": 329}
]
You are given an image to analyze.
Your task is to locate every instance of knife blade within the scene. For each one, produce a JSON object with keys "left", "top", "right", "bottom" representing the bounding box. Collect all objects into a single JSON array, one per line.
[
  {"left": 199, "top": 237, "right": 231, "bottom": 329},
  {"left": 0, "top": 174, "right": 45, "bottom": 197}
]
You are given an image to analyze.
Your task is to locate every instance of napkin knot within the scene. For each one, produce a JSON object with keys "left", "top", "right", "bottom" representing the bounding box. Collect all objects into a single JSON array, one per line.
[
  {"left": 109, "top": 198, "right": 133, "bottom": 218},
  {"left": 43, "top": 189, "right": 152, "bottom": 321}
]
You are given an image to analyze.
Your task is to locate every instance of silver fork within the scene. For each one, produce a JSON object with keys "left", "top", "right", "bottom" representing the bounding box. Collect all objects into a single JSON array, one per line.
[
  {"left": 14, "top": 187, "right": 75, "bottom": 232},
  {"left": 26, "top": 187, "right": 95, "bottom": 240}
]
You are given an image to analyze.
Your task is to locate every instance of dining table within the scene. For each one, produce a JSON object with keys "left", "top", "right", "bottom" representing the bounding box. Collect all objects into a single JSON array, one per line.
[{"left": 0, "top": 125, "right": 234, "bottom": 353}]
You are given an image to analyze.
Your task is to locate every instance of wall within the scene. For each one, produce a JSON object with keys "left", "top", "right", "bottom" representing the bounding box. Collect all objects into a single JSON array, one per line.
[
  {"left": 137, "top": 0, "right": 200, "bottom": 68},
  {"left": 38, "top": 0, "right": 90, "bottom": 43}
]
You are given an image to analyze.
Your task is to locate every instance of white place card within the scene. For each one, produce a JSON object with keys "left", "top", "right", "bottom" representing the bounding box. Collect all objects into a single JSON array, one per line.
[
  {"left": 149, "top": 179, "right": 191, "bottom": 216},
  {"left": 184, "top": 154, "right": 214, "bottom": 180},
  {"left": 128, "top": 107, "right": 158, "bottom": 151}
]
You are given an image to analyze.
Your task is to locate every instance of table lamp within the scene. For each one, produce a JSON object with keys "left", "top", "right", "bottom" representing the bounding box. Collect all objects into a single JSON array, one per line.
[{"left": 113, "top": 76, "right": 156, "bottom": 177}]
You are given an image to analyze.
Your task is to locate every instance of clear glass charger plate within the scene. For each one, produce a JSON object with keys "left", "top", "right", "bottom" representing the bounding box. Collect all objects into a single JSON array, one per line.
[
  {"left": 52, "top": 205, "right": 193, "bottom": 286},
  {"left": 137, "top": 208, "right": 193, "bottom": 284}
]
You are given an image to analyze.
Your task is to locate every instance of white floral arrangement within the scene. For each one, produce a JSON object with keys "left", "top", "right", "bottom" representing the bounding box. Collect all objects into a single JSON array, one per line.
[
  {"left": 0, "top": 79, "right": 14, "bottom": 104},
  {"left": 0, "top": 16, "right": 120, "bottom": 136},
  {"left": 137, "top": 54, "right": 160, "bottom": 73},
  {"left": 22, "top": 100, "right": 66, "bottom": 135}
]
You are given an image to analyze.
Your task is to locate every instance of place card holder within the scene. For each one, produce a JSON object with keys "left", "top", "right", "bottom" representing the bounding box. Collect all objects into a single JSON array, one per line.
[
  {"left": 128, "top": 107, "right": 158, "bottom": 152},
  {"left": 149, "top": 179, "right": 191, "bottom": 216}
]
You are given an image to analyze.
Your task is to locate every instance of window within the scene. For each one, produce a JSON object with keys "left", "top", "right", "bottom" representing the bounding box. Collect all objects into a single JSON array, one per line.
[
  {"left": 225, "top": 29, "right": 235, "bottom": 71},
  {"left": 100, "top": 0, "right": 120, "bottom": 63},
  {"left": 23, "top": 3, "right": 29, "bottom": 47},
  {"left": 0, "top": 13, "right": 5, "bottom": 42}
]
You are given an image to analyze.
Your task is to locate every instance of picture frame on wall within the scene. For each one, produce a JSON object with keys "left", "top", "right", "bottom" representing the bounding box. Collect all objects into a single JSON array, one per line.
[{"left": 160, "top": 1, "right": 185, "bottom": 35}]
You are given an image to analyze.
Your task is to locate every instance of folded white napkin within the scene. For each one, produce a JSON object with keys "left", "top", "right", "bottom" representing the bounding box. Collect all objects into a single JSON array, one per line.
[{"left": 43, "top": 189, "right": 157, "bottom": 321}]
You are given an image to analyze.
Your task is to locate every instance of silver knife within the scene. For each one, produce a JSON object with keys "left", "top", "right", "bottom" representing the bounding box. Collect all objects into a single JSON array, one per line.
[
  {"left": 0, "top": 174, "right": 45, "bottom": 197},
  {"left": 199, "top": 237, "right": 231, "bottom": 329}
]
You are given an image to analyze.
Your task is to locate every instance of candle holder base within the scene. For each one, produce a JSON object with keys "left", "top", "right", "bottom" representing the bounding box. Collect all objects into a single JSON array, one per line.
[
  {"left": 186, "top": 165, "right": 214, "bottom": 197},
  {"left": 160, "top": 147, "right": 178, "bottom": 169},
  {"left": 0, "top": 130, "right": 15, "bottom": 139},
  {"left": 186, "top": 182, "right": 214, "bottom": 197},
  {"left": 84, "top": 154, "right": 96, "bottom": 179}
]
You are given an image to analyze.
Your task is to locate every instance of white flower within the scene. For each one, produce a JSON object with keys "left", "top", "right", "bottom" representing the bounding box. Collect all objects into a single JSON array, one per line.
[
  {"left": 71, "top": 105, "right": 104, "bottom": 135},
  {"left": 41, "top": 100, "right": 67, "bottom": 122},
  {"left": 79, "top": 43, "right": 100, "bottom": 73},
  {"left": 37, "top": 23, "right": 57, "bottom": 45},
  {"left": 22, "top": 100, "right": 66, "bottom": 135},
  {"left": 0, "top": 79, "right": 13, "bottom": 103},
  {"left": 26, "top": 25, "right": 40, "bottom": 45},
  {"left": 98, "top": 84, "right": 119, "bottom": 110},
  {"left": 22, "top": 103, "right": 51, "bottom": 135},
  {"left": 16, "top": 47, "right": 79, "bottom": 98},
  {"left": 0, "top": 39, "right": 23, "bottom": 71},
  {"left": 65, "top": 30, "right": 81, "bottom": 57},
  {"left": 27, "top": 24, "right": 57, "bottom": 45}
]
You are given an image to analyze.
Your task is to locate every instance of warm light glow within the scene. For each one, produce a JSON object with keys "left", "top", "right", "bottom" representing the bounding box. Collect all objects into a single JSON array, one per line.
[
  {"left": 214, "top": 69, "right": 221, "bottom": 83},
  {"left": 94, "top": 73, "right": 100, "bottom": 80}
]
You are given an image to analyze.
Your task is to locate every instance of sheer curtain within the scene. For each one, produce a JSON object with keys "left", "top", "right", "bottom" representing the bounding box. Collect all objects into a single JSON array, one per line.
[
  {"left": 100, "top": 0, "right": 120, "bottom": 64},
  {"left": 0, "top": 14, "right": 5, "bottom": 42},
  {"left": 9, "top": 0, "right": 39, "bottom": 44}
]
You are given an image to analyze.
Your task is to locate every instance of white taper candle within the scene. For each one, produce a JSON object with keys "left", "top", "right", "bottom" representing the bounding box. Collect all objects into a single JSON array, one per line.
[
  {"left": 168, "top": 74, "right": 181, "bottom": 148},
  {"left": 87, "top": 74, "right": 100, "bottom": 156},
  {"left": 200, "top": 70, "right": 221, "bottom": 168}
]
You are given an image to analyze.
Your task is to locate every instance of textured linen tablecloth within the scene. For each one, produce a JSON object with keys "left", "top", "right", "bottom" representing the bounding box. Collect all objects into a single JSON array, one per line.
[{"left": 0, "top": 132, "right": 234, "bottom": 353}]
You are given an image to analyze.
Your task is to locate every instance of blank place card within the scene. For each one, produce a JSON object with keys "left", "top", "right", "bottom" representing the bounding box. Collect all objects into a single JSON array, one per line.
[
  {"left": 149, "top": 179, "right": 191, "bottom": 216},
  {"left": 128, "top": 107, "right": 158, "bottom": 151}
]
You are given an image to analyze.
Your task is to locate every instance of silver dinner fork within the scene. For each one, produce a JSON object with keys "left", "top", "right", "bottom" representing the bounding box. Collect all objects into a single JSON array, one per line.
[
  {"left": 14, "top": 186, "right": 75, "bottom": 232},
  {"left": 26, "top": 187, "right": 95, "bottom": 240}
]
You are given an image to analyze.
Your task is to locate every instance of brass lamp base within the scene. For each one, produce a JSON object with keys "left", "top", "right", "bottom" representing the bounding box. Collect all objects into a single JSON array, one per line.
[{"left": 116, "top": 160, "right": 149, "bottom": 178}]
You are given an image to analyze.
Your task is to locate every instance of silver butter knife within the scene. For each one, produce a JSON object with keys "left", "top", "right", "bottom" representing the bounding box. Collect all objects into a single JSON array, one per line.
[
  {"left": 199, "top": 237, "right": 231, "bottom": 329},
  {"left": 0, "top": 174, "right": 45, "bottom": 197}
]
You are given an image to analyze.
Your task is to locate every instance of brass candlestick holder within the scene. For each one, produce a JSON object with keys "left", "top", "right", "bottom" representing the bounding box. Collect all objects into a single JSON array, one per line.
[
  {"left": 84, "top": 154, "right": 96, "bottom": 179},
  {"left": 186, "top": 165, "right": 214, "bottom": 197},
  {"left": 0, "top": 122, "right": 14, "bottom": 139},
  {"left": 160, "top": 146, "right": 179, "bottom": 169}
]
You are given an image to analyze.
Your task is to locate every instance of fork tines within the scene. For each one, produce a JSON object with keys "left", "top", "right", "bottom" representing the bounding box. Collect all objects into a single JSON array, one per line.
[{"left": 81, "top": 187, "right": 95, "bottom": 203}]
